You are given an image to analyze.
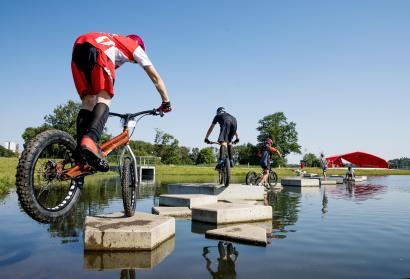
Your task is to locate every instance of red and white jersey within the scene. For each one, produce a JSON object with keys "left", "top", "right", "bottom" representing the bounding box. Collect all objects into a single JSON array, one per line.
[{"left": 74, "top": 32, "right": 152, "bottom": 69}]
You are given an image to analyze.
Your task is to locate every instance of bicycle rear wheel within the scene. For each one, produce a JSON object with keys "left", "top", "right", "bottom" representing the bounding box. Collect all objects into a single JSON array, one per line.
[
  {"left": 268, "top": 171, "right": 278, "bottom": 186},
  {"left": 16, "top": 130, "right": 82, "bottom": 223},
  {"left": 245, "top": 171, "right": 258, "bottom": 185},
  {"left": 223, "top": 158, "right": 230, "bottom": 186},
  {"left": 121, "top": 157, "right": 137, "bottom": 217}
]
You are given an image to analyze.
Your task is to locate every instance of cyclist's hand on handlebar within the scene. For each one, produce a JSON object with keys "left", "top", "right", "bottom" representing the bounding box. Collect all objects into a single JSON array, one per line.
[
  {"left": 158, "top": 101, "right": 172, "bottom": 113},
  {"left": 204, "top": 138, "right": 211, "bottom": 144},
  {"left": 233, "top": 138, "right": 240, "bottom": 144}
]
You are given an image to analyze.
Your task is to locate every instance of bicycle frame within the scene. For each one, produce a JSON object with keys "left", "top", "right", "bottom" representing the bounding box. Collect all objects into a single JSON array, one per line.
[
  {"left": 62, "top": 108, "right": 161, "bottom": 182},
  {"left": 63, "top": 127, "right": 130, "bottom": 179}
]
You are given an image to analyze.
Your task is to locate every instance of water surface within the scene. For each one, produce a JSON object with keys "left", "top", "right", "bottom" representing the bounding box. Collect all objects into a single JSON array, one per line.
[{"left": 0, "top": 175, "right": 409, "bottom": 278}]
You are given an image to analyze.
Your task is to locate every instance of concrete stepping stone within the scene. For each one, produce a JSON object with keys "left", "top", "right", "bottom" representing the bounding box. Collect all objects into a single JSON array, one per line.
[
  {"left": 84, "top": 236, "right": 175, "bottom": 270},
  {"left": 281, "top": 177, "right": 320, "bottom": 187},
  {"left": 320, "top": 180, "right": 337, "bottom": 186},
  {"left": 152, "top": 206, "right": 191, "bottom": 218},
  {"left": 167, "top": 184, "right": 265, "bottom": 200},
  {"left": 84, "top": 212, "right": 175, "bottom": 251},
  {"left": 191, "top": 202, "right": 272, "bottom": 224},
  {"left": 205, "top": 224, "right": 267, "bottom": 246},
  {"left": 159, "top": 194, "right": 217, "bottom": 208}
]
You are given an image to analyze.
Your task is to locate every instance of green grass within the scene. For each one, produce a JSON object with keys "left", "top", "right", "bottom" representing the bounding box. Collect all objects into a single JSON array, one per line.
[
  {"left": 0, "top": 157, "right": 18, "bottom": 195},
  {"left": 2, "top": 157, "right": 410, "bottom": 195}
]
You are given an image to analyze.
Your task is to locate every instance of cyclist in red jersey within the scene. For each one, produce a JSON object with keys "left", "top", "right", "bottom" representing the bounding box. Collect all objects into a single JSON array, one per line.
[{"left": 71, "top": 32, "right": 171, "bottom": 171}]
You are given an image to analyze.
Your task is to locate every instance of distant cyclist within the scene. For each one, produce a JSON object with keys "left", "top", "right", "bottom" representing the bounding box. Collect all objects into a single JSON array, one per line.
[
  {"left": 320, "top": 153, "right": 328, "bottom": 180},
  {"left": 204, "top": 107, "right": 239, "bottom": 168},
  {"left": 345, "top": 165, "right": 355, "bottom": 181},
  {"left": 258, "top": 138, "right": 282, "bottom": 186},
  {"left": 71, "top": 32, "right": 171, "bottom": 171}
]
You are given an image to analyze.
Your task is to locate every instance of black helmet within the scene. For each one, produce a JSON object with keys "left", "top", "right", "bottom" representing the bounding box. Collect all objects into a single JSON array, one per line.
[{"left": 216, "top": 107, "right": 225, "bottom": 114}]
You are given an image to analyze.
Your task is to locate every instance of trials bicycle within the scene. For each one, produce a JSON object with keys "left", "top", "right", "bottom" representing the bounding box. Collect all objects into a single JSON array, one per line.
[
  {"left": 16, "top": 108, "right": 163, "bottom": 223},
  {"left": 207, "top": 141, "right": 235, "bottom": 186},
  {"left": 245, "top": 163, "right": 278, "bottom": 188}
]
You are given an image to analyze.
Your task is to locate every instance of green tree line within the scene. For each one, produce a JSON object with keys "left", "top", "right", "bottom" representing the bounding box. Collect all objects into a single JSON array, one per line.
[{"left": 19, "top": 100, "right": 302, "bottom": 165}]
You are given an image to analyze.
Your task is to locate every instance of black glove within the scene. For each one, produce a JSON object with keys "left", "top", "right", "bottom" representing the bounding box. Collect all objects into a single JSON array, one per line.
[
  {"left": 204, "top": 138, "right": 211, "bottom": 144},
  {"left": 233, "top": 138, "right": 240, "bottom": 144},
  {"left": 158, "top": 101, "right": 172, "bottom": 113}
]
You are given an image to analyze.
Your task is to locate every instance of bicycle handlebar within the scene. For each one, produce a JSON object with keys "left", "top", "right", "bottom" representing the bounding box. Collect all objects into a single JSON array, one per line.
[
  {"left": 206, "top": 141, "right": 237, "bottom": 145},
  {"left": 109, "top": 108, "right": 164, "bottom": 120}
]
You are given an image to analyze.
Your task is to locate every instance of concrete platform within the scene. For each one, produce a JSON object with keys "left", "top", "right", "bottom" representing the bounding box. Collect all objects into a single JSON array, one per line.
[
  {"left": 159, "top": 194, "right": 217, "bottom": 208},
  {"left": 320, "top": 179, "right": 337, "bottom": 186},
  {"left": 84, "top": 212, "right": 175, "bottom": 251},
  {"left": 205, "top": 224, "right": 267, "bottom": 246},
  {"left": 191, "top": 203, "right": 272, "bottom": 224},
  {"left": 192, "top": 219, "right": 272, "bottom": 234},
  {"left": 84, "top": 236, "right": 175, "bottom": 270},
  {"left": 281, "top": 177, "right": 320, "bottom": 187},
  {"left": 167, "top": 184, "right": 265, "bottom": 201},
  {"left": 152, "top": 206, "right": 191, "bottom": 218}
]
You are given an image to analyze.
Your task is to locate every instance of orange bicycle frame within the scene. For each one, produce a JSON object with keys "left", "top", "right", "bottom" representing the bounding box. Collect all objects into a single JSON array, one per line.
[{"left": 63, "top": 127, "right": 130, "bottom": 179}]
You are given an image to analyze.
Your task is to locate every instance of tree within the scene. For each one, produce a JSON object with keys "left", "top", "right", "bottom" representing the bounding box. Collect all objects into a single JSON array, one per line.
[
  {"left": 44, "top": 100, "right": 81, "bottom": 138},
  {"left": 196, "top": 147, "right": 216, "bottom": 164},
  {"left": 303, "top": 153, "right": 321, "bottom": 167},
  {"left": 256, "top": 112, "right": 301, "bottom": 166},
  {"left": 22, "top": 100, "right": 110, "bottom": 145},
  {"left": 235, "top": 143, "right": 259, "bottom": 165},
  {"left": 0, "top": 145, "right": 17, "bottom": 157}
]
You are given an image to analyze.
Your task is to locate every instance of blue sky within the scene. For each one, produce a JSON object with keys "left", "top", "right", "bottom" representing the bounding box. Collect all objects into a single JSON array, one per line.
[{"left": 1, "top": 0, "right": 409, "bottom": 163}]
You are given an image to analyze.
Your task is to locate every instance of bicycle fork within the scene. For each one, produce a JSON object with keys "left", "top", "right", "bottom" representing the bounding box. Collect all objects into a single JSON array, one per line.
[{"left": 118, "top": 144, "right": 139, "bottom": 186}]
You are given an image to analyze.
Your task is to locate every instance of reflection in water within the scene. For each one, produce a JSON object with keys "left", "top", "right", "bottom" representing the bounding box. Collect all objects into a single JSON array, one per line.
[
  {"left": 84, "top": 236, "right": 175, "bottom": 270},
  {"left": 265, "top": 188, "right": 301, "bottom": 239},
  {"left": 203, "top": 241, "right": 239, "bottom": 279},
  {"left": 322, "top": 188, "right": 328, "bottom": 215},
  {"left": 326, "top": 183, "right": 387, "bottom": 202}
]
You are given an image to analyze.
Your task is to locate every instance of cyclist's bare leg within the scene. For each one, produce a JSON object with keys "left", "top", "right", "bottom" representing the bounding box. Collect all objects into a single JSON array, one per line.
[{"left": 260, "top": 169, "right": 269, "bottom": 185}]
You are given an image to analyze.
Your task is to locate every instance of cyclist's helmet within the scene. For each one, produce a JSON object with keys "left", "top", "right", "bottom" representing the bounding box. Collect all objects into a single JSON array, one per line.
[
  {"left": 265, "top": 138, "right": 273, "bottom": 145},
  {"left": 216, "top": 107, "right": 225, "bottom": 114},
  {"left": 126, "top": 34, "right": 145, "bottom": 51}
]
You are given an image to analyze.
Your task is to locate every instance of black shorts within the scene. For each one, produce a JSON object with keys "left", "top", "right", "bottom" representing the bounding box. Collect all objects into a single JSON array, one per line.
[{"left": 218, "top": 119, "right": 237, "bottom": 143}]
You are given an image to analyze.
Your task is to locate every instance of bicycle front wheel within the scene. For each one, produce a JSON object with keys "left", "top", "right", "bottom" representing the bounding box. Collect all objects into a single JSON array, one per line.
[
  {"left": 121, "top": 157, "right": 137, "bottom": 217},
  {"left": 16, "top": 130, "right": 82, "bottom": 223},
  {"left": 268, "top": 171, "right": 278, "bottom": 187}
]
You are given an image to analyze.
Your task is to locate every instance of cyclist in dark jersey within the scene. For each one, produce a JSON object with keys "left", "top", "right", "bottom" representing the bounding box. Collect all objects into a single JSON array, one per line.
[
  {"left": 259, "top": 138, "right": 282, "bottom": 186},
  {"left": 204, "top": 107, "right": 239, "bottom": 168}
]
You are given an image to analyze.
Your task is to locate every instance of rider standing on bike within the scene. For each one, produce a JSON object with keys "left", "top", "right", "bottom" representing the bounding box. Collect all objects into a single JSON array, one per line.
[
  {"left": 259, "top": 138, "right": 282, "bottom": 186},
  {"left": 204, "top": 107, "right": 239, "bottom": 168},
  {"left": 71, "top": 32, "right": 171, "bottom": 171}
]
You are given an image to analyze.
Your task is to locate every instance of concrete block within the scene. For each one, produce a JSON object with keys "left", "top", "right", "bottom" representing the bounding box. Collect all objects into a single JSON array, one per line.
[
  {"left": 84, "top": 237, "right": 175, "bottom": 270},
  {"left": 84, "top": 212, "right": 175, "bottom": 251},
  {"left": 192, "top": 203, "right": 272, "bottom": 224},
  {"left": 192, "top": 220, "right": 272, "bottom": 234},
  {"left": 159, "top": 194, "right": 217, "bottom": 208},
  {"left": 320, "top": 179, "right": 337, "bottom": 186},
  {"left": 217, "top": 185, "right": 265, "bottom": 200},
  {"left": 152, "top": 206, "right": 191, "bottom": 218},
  {"left": 281, "top": 177, "right": 320, "bottom": 187},
  {"left": 167, "top": 183, "right": 265, "bottom": 200},
  {"left": 205, "top": 224, "right": 267, "bottom": 246}
]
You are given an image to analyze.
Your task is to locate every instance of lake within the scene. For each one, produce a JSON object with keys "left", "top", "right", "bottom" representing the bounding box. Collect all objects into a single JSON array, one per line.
[{"left": 0, "top": 175, "right": 409, "bottom": 278}]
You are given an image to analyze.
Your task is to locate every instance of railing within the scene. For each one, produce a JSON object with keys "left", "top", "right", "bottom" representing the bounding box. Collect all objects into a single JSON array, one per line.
[{"left": 135, "top": 156, "right": 161, "bottom": 166}]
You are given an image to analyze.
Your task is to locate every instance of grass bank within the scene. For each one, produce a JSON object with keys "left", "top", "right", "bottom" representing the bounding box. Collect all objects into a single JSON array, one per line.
[{"left": 2, "top": 157, "right": 410, "bottom": 195}]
